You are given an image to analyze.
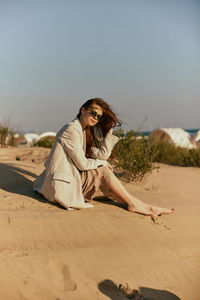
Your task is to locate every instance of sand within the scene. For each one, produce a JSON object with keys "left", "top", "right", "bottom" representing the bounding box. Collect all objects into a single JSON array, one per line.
[{"left": 0, "top": 147, "right": 200, "bottom": 300}]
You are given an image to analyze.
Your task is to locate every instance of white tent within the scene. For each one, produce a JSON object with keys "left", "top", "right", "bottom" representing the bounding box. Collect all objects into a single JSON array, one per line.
[
  {"left": 161, "top": 128, "right": 195, "bottom": 149},
  {"left": 24, "top": 133, "right": 39, "bottom": 145},
  {"left": 36, "top": 132, "right": 56, "bottom": 141},
  {"left": 194, "top": 130, "right": 200, "bottom": 143}
]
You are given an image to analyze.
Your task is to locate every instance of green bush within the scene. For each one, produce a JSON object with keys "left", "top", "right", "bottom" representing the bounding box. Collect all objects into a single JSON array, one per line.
[
  {"left": 113, "top": 131, "right": 157, "bottom": 182},
  {"left": 149, "top": 139, "right": 200, "bottom": 167},
  {"left": 34, "top": 137, "right": 55, "bottom": 148},
  {"left": 112, "top": 131, "right": 200, "bottom": 182},
  {"left": 188, "top": 148, "right": 200, "bottom": 166}
]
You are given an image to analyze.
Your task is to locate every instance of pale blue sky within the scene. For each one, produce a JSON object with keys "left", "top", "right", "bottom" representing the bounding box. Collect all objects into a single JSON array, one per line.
[{"left": 0, "top": 0, "right": 199, "bottom": 133}]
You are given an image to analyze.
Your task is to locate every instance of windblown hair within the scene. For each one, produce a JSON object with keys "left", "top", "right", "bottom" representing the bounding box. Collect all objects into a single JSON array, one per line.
[{"left": 77, "top": 98, "right": 121, "bottom": 157}]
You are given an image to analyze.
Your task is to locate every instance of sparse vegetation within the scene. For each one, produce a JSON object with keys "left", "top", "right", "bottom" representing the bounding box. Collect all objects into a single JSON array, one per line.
[
  {"left": 149, "top": 139, "right": 200, "bottom": 167},
  {"left": 112, "top": 130, "right": 158, "bottom": 182},
  {"left": 0, "top": 118, "right": 19, "bottom": 148},
  {"left": 14, "top": 149, "right": 50, "bottom": 163},
  {"left": 112, "top": 130, "right": 200, "bottom": 182},
  {"left": 0, "top": 125, "right": 9, "bottom": 147},
  {"left": 34, "top": 136, "right": 55, "bottom": 148},
  {"left": 7, "top": 130, "right": 16, "bottom": 147}
]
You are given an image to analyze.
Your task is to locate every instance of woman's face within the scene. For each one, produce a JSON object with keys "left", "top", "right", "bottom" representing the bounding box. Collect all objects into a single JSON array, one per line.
[{"left": 81, "top": 104, "right": 103, "bottom": 127}]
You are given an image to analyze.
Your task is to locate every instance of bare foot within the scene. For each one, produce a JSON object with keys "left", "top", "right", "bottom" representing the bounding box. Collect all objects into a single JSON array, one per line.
[
  {"left": 127, "top": 198, "right": 175, "bottom": 217},
  {"left": 148, "top": 205, "right": 175, "bottom": 217}
]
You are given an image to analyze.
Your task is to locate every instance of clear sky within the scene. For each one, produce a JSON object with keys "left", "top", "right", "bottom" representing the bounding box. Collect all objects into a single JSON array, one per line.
[{"left": 0, "top": 0, "right": 199, "bottom": 133}]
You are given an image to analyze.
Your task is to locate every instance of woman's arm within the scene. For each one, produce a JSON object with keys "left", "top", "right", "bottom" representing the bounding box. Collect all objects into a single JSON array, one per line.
[
  {"left": 59, "top": 126, "right": 107, "bottom": 171},
  {"left": 90, "top": 128, "right": 119, "bottom": 160}
]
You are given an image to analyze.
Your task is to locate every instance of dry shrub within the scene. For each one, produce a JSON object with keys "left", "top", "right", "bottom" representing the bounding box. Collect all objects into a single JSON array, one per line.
[
  {"left": 15, "top": 149, "right": 49, "bottom": 164},
  {"left": 149, "top": 138, "right": 200, "bottom": 167},
  {"left": 112, "top": 131, "right": 157, "bottom": 182},
  {"left": 0, "top": 126, "right": 8, "bottom": 147},
  {"left": 0, "top": 118, "right": 19, "bottom": 147}
]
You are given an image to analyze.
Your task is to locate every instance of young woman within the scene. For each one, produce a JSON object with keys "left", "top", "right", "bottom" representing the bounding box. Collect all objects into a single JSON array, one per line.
[{"left": 33, "top": 98, "right": 174, "bottom": 217}]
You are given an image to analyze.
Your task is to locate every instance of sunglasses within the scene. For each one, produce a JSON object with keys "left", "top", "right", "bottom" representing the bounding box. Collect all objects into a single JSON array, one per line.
[{"left": 87, "top": 109, "right": 103, "bottom": 121}]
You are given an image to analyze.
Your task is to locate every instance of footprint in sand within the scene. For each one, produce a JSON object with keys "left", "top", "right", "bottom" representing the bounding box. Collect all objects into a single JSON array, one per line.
[
  {"left": 0, "top": 248, "right": 29, "bottom": 257},
  {"left": 150, "top": 217, "right": 171, "bottom": 230},
  {"left": 48, "top": 259, "right": 77, "bottom": 292}
]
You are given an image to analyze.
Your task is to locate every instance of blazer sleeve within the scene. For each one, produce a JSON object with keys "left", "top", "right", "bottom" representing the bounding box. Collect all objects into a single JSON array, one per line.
[
  {"left": 59, "top": 126, "right": 107, "bottom": 171},
  {"left": 90, "top": 132, "right": 119, "bottom": 160}
]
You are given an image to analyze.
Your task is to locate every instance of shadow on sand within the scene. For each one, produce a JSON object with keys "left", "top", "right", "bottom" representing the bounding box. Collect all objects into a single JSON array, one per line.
[
  {"left": 98, "top": 279, "right": 181, "bottom": 300},
  {"left": 0, "top": 163, "right": 62, "bottom": 208},
  {"left": 93, "top": 195, "right": 127, "bottom": 210},
  {"left": 0, "top": 163, "right": 123, "bottom": 210}
]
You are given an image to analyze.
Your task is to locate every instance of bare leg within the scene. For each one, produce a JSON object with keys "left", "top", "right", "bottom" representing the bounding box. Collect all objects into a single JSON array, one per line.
[{"left": 107, "top": 169, "right": 174, "bottom": 217}]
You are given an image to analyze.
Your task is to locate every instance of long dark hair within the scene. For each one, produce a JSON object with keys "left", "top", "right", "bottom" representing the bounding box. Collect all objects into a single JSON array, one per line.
[{"left": 77, "top": 98, "right": 121, "bottom": 157}]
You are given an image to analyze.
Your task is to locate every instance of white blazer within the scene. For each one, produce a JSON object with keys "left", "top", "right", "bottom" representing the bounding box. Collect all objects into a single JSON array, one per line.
[{"left": 33, "top": 118, "right": 119, "bottom": 209}]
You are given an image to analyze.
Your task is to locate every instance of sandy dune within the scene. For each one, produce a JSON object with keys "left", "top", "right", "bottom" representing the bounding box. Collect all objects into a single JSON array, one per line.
[{"left": 0, "top": 147, "right": 199, "bottom": 300}]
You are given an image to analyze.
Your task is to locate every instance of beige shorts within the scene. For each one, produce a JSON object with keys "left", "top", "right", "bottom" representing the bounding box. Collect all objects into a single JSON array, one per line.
[{"left": 80, "top": 166, "right": 111, "bottom": 201}]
